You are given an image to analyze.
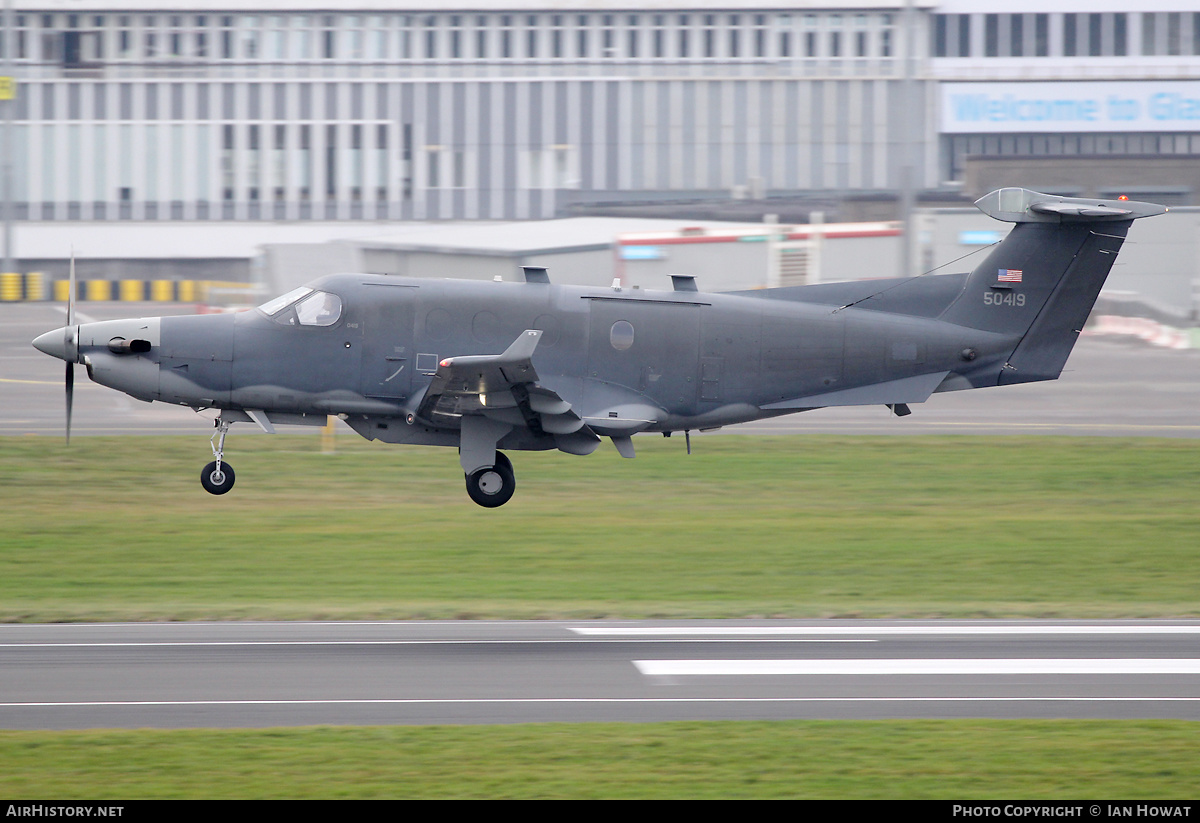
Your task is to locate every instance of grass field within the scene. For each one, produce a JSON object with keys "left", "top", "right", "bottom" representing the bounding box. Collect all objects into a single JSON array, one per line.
[
  {"left": 2, "top": 433, "right": 1198, "bottom": 798},
  {"left": 2, "top": 720, "right": 1199, "bottom": 799},
  {"left": 1, "top": 433, "right": 1197, "bottom": 621}
]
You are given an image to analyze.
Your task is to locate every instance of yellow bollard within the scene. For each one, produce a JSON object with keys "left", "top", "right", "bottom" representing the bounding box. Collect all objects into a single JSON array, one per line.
[
  {"left": 25, "top": 272, "right": 45, "bottom": 301},
  {"left": 85, "top": 280, "right": 112, "bottom": 301},
  {"left": 119, "top": 279, "right": 144, "bottom": 301},
  {"left": 0, "top": 272, "right": 20, "bottom": 301},
  {"left": 150, "top": 280, "right": 175, "bottom": 301},
  {"left": 54, "top": 279, "right": 71, "bottom": 302},
  {"left": 321, "top": 415, "right": 337, "bottom": 454},
  {"left": 177, "top": 280, "right": 196, "bottom": 302}
]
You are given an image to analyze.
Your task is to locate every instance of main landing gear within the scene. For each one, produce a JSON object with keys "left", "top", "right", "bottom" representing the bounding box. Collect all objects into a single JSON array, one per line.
[
  {"left": 464, "top": 451, "right": 515, "bottom": 508},
  {"left": 201, "top": 418, "right": 236, "bottom": 495}
]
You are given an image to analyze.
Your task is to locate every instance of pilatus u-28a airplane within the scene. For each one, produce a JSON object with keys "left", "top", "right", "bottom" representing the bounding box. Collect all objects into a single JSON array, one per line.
[{"left": 34, "top": 188, "right": 1165, "bottom": 507}]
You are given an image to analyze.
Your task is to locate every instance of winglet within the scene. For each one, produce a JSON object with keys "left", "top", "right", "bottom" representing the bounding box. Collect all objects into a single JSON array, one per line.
[{"left": 501, "top": 329, "right": 543, "bottom": 361}]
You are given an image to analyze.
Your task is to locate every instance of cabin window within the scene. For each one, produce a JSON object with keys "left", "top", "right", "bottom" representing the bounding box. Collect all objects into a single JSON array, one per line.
[{"left": 610, "top": 320, "right": 634, "bottom": 350}]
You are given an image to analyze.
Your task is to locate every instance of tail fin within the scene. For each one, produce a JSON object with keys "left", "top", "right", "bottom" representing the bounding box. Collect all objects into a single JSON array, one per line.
[{"left": 939, "top": 188, "right": 1166, "bottom": 385}]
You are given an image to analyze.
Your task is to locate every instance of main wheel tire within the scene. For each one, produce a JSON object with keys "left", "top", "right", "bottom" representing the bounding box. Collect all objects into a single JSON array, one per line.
[
  {"left": 465, "top": 457, "right": 516, "bottom": 508},
  {"left": 201, "top": 460, "right": 236, "bottom": 495},
  {"left": 493, "top": 450, "right": 513, "bottom": 475}
]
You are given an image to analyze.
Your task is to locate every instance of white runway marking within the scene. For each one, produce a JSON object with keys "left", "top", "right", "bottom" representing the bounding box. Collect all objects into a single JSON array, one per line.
[
  {"left": 0, "top": 638, "right": 873, "bottom": 648},
  {"left": 574, "top": 625, "right": 1200, "bottom": 637},
  {"left": 634, "top": 658, "right": 1200, "bottom": 676}
]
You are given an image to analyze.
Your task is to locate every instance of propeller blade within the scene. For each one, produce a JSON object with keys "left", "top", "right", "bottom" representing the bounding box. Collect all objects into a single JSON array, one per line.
[
  {"left": 65, "top": 361, "right": 74, "bottom": 445},
  {"left": 67, "top": 250, "right": 76, "bottom": 328},
  {"left": 65, "top": 250, "right": 78, "bottom": 444}
]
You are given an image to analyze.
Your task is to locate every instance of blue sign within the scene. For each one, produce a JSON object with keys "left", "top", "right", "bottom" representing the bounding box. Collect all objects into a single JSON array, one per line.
[
  {"left": 959, "top": 230, "right": 1004, "bottom": 245},
  {"left": 620, "top": 246, "right": 665, "bottom": 261},
  {"left": 942, "top": 81, "right": 1200, "bottom": 134}
]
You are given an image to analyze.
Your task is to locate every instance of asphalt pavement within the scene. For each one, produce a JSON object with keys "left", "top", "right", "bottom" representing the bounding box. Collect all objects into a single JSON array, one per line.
[{"left": 2, "top": 620, "right": 1199, "bottom": 729}]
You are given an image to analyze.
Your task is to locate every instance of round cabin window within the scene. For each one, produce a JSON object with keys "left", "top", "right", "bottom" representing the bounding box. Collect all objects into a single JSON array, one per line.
[{"left": 610, "top": 320, "right": 635, "bottom": 351}]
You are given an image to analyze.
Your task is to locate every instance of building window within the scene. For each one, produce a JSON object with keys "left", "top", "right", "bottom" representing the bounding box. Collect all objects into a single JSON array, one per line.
[
  {"left": 475, "top": 16, "right": 487, "bottom": 59},
  {"left": 551, "top": 15, "right": 563, "bottom": 58},
  {"left": 424, "top": 16, "right": 437, "bottom": 59},
  {"left": 576, "top": 15, "right": 588, "bottom": 59},
  {"left": 984, "top": 14, "right": 998, "bottom": 57},
  {"left": 525, "top": 15, "right": 538, "bottom": 58},
  {"left": 322, "top": 15, "right": 335, "bottom": 59}
]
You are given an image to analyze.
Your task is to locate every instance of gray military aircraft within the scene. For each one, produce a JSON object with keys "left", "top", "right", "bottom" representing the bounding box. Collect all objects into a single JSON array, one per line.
[{"left": 33, "top": 187, "right": 1165, "bottom": 507}]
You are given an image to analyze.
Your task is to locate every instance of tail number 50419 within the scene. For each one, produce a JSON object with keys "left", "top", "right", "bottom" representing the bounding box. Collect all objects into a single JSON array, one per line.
[{"left": 984, "top": 291, "right": 1026, "bottom": 307}]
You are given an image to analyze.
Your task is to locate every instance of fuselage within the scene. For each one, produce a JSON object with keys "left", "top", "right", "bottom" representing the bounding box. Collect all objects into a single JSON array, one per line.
[{"left": 62, "top": 271, "right": 1017, "bottom": 446}]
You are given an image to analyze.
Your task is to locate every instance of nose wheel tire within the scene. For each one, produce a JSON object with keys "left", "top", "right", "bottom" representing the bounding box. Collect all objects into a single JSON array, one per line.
[
  {"left": 465, "top": 454, "right": 515, "bottom": 508},
  {"left": 201, "top": 461, "right": 236, "bottom": 495}
]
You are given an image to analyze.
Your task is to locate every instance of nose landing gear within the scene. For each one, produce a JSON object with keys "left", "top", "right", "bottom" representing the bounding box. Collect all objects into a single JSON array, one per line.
[{"left": 201, "top": 418, "right": 236, "bottom": 495}]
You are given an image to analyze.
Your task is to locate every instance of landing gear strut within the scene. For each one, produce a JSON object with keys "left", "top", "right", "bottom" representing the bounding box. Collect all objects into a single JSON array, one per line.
[
  {"left": 201, "top": 418, "right": 236, "bottom": 495},
  {"left": 464, "top": 451, "right": 515, "bottom": 508}
]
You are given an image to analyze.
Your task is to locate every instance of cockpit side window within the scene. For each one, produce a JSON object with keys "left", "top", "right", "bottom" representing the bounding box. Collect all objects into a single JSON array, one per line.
[
  {"left": 257, "top": 287, "right": 342, "bottom": 327},
  {"left": 294, "top": 291, "right": 343, "bottom": 326}
]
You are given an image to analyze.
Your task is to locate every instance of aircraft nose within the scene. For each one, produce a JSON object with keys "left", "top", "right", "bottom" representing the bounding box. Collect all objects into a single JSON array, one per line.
[{"left": 33, "top": 327, "right": 69, "bottom": 362}]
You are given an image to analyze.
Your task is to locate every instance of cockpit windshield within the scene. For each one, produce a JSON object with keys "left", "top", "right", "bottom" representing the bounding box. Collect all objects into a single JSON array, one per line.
[
  {"left": 257, "top": 287, "right": 343, "bottom": 327},
  {"left": 257, "top": 287, "right": 312, "bottom": 317}
]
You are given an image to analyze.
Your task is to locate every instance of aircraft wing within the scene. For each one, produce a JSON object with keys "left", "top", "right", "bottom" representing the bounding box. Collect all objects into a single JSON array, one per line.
[{"left": 415, "top": 330, "right": 600, "bottom": 463}]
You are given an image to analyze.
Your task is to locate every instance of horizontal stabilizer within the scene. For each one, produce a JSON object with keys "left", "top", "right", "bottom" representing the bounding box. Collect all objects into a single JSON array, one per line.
[
  {"left": 762, "top": 371, "right": 949, "bottom": 410},
  {"left": 975, "top": 188, "right": 1166, "bottom": 224}
]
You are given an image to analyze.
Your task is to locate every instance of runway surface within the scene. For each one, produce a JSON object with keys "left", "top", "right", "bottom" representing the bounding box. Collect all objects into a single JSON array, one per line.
[
  {"left": 3, "top": 301, "right": 1199, "bottom": 439},
  {"left": 2, "top": 620, "right": 1199, "bottom": 729}
]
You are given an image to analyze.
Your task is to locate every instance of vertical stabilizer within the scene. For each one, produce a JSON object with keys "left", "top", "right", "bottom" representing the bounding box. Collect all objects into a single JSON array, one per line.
[{"left": 939, "top": 188, "right": 1165, "bottom": 385}]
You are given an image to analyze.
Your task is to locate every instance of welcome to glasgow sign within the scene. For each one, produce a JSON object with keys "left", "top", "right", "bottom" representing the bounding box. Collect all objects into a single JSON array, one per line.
[{"left": 941, "top": 81, "right": 1200, "bottom": 134}]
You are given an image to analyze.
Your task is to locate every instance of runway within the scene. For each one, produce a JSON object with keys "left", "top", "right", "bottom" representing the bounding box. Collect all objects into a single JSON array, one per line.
[
  {"left": 3, "top": 301, "right": 1199, "bottom": 438},
  {"left": 2, "top": 620, "right": 1199, "bottom": 729}
]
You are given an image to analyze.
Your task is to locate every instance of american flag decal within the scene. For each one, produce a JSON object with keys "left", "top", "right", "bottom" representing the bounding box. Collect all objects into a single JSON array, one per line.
[{"left": 997, "top": 269, "right": 1023, "bottom": 283}]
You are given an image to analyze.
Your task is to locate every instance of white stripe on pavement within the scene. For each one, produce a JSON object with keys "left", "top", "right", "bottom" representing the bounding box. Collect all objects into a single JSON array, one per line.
[{"left": 634, "top": 658, "right": 1200, "bottom": 676}]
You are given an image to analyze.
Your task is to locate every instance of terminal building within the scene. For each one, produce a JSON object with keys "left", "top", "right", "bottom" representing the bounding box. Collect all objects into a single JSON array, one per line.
[
  {"left": 5, "top": 0, "right": 1199, "bottom": 223},
  {"left": 1, "top": 1, "right": 1198, "bottom": 322}
]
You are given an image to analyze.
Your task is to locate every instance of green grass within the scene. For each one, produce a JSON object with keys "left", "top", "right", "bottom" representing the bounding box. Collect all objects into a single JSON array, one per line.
[
  {"left": 3, "top": 434, "right": 1198, "bottom": 799},
  {"left": 2, "top": 720, "right": 1198, "bottom": 799},
  {"left": 1, "top": 433, "right": 1199, "bottom": 621}
]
